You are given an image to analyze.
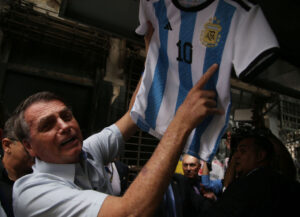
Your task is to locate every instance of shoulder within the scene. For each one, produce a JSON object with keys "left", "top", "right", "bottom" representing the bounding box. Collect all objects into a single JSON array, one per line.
[
  {"left": 13, "top": 172, "right": 68, "bottom": 197},
  {"left": 83, "top": 124, "right": 122, "bottom": 147},
  {"left": 13, "top": 172, "right": 108, "bottom": 217}
]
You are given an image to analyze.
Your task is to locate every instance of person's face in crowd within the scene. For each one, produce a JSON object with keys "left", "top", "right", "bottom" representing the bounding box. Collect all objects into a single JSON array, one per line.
[
  {"left": 182, "top": 155, "right": 201, "bottom": 178},
  {"left": 234, "top": 138, "right": 265, "bottom": 176},
  {"left": 23, "top": 100, "right": 83, "bottom": 164},
  {"left": 2, "top": 138, "right": 34, "bottom": 173}
]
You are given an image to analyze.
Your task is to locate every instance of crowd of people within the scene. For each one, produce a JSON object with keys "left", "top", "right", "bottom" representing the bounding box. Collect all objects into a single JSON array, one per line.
[
  {"left": 0, "top": 70, "right": 299, "bottom": 217},
  {"left": 0, "top": 1, "right": 299, "bottom": 216}
]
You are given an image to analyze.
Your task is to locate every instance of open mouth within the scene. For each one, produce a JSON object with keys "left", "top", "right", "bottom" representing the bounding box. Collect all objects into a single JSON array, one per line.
[{"left": 60, "top": 137, "right": 76, "bottom": 146}]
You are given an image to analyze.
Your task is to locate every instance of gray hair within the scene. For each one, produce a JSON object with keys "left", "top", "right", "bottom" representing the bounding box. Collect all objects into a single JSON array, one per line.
[{"left": 3, "top": 114, "right": 19, "bottom": 141}]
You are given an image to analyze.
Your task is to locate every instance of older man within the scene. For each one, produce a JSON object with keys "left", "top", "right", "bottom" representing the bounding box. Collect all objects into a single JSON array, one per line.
[
  {"left": 182, "top": 154, "right": 222, "bottom": 197},
  {"left": 12, "top": 64, "right": 222, "bottom": 217},
  {"left": 0, "top": 115, "right": 35, "bottom": 217}
]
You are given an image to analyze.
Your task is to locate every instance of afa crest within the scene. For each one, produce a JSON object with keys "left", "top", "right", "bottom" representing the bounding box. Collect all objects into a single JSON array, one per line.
[{"left": 200, "top": 17, "right": 222, "bottom": 47}]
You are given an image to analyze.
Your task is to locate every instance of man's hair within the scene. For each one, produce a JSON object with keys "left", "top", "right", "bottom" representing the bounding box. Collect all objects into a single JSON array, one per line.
[
  {"left": 231, "top": 126, "right": 274, "bottom": 162},
  {"left": 3, "top": 114, "right": 19, "bottom": 141},
  {"left": 14, "top": 91, "right": 66, "bottom": 142},
  {"left": 231, "top": 126, "right": 297, "bottom": 180}
]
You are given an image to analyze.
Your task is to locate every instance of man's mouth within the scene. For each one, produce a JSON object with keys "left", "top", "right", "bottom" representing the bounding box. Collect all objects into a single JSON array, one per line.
[{"left": 60, "top": 137, "right": 76, "bottom": 146}]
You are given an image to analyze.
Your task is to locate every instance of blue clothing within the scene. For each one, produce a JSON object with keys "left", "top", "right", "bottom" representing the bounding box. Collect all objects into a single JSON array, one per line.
[
  {"left": 13, "top": 124, "right": 123, "bottom": 217},
  {"left": 201, "top": 175, "right": 223, "bottom": 195}
]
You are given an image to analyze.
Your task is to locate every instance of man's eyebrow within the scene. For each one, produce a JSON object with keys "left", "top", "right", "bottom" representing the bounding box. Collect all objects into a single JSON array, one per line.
[
  {"left": 37, "top": 114, "right": 55, "bottom": 127},
  {"left": 59, "top": 107, "right": 71, "bottom": 114}
]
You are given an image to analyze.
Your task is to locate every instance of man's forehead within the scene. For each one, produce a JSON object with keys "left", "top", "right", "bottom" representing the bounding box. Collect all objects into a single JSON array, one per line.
[
  {"left": 24, "top": 100, "right": 67, "bottom": 122},
  {"left": 183, "top": 155, "right": 199, "bottom": 164}
]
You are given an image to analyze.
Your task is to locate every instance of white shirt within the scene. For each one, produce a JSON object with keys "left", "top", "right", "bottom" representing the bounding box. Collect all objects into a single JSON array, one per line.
[
  {"left": 0, "top": 203, "right": 7, "bottom": 217},
  {"left": 13, "top": 124, "right": 123, "bottom": 217}
]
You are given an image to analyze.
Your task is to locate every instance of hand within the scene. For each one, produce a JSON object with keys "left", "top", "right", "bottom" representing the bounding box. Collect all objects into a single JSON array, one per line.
[
  {"left": 203, "top": 191, "right": 217, "bottom": 201},
  {"left": 175, "top": 64, "right": 224, "bottom": 131}
]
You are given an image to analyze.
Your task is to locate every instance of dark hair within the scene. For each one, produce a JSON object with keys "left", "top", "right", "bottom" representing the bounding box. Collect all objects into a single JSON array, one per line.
[
  {"left": 231, "top": 126, "right": 274, "bottom": 159},
  {"left": 14, "top": 91, "right": 67, "bottom": 141}
]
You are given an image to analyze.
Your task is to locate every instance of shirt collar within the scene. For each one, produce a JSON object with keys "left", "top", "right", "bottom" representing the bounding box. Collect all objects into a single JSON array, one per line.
[{"left": 33, "top": 158, "right": 76, "bottom": 183}]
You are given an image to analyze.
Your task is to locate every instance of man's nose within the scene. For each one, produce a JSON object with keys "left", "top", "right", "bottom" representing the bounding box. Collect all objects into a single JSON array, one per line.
[{"left": 57, "top": 118, "right": 70, "bottom": 133}]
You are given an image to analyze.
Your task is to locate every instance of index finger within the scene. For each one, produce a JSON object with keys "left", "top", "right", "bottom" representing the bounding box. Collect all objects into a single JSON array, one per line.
[{"left": 195, "top": 64, "right": 218, "bottom": 90}]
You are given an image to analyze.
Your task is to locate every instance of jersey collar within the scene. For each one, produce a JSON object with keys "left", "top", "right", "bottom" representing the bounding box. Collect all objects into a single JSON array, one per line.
[{"left": 172, "top": 0, "right": 215, "bottom": 12}]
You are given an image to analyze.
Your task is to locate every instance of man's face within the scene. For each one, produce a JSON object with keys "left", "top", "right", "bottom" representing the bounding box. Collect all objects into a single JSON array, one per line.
[
  {"left": 182, "top": 155, "right": 201, "bottom": 178},
  {"left": 234, "top": 138, "right": 261, "bottom": 176},
  {"left": 24, "top": 100, "right": 83, "bottom": 164}
]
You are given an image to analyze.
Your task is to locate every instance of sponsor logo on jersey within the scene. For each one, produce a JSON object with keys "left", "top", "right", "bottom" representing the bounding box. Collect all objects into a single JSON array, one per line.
[
  {"left": 164, "top": 22, "right": 173, "bottom": 30},
  {"left": 200, "top": 17, "right": 222, "bottom": 47}
]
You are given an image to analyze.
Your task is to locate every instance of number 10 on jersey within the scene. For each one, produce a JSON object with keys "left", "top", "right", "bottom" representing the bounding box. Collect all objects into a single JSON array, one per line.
[{"left": 176, "top": 40, "right": 193, "bottom": 64}]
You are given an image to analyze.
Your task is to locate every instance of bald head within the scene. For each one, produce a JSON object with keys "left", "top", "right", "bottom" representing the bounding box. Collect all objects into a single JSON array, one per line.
[{"left": 182, "top": 154, "right": 201, "bottom": 178}]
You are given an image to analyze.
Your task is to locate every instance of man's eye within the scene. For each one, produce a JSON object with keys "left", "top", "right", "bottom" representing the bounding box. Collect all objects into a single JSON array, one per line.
[
  {"left": 38, "top": 117, "right": 56, "bottom": 132},
  {"left": 60, "top": 110, "right": 73, "bottom": 121}
]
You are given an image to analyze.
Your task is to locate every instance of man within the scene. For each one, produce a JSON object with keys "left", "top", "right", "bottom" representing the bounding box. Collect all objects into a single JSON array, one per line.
[
  {"left": 0, "top": 115, "right": 35, "bottom": 217},
  {"left": 182, "top": 154, "right": 222, "bottom": 197},
  {"left": 204, "top": 128, "right": 300, "bottom": 217},
  {"left": 12, "top": 64, "right": 222, "bottom": 217}
]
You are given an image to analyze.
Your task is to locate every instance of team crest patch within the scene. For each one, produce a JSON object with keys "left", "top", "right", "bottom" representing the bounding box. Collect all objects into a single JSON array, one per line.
[{"left": 200, "top": 17, "right": 222, "bottom": 47}]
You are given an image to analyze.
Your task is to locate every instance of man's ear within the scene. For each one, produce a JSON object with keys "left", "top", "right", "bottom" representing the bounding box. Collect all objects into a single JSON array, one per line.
[
  {"left": 2, "top": 138, "right": 13, "bottom": 154},
  {"left": 22, "top": 140, "right": 36, "bottom": 157},
  {"left": 257, "top": 150, "right": 267, "bottom": 163}
]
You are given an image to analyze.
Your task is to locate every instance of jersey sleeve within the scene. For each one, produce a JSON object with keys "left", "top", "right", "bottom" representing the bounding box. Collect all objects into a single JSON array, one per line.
[
  {"left": 83, "top": 124, "right": 124, "bottom": 166},
  {"left": 232, "top": 4, "right": 279, "bottom": 81},
  {"left": 135, "top": 0, "right": 154, "bottom": 35}
]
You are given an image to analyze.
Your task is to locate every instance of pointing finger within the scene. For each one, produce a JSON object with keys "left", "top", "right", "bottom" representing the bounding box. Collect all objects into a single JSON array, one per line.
[{"left": 195, "top": 64, "right": 218, "bottom": 90}]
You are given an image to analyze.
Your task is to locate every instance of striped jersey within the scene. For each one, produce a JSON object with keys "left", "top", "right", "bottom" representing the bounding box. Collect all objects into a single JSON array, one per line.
[{"left": 130, "top": 0, "right": 279, "bottom": 161}]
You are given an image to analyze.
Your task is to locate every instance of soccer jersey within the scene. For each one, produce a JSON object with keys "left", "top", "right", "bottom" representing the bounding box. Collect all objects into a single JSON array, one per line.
[{"left": 130, "top": 0, "right": 279, "bottom": 161}]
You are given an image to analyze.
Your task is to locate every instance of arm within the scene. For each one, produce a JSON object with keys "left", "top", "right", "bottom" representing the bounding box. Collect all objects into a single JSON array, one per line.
[
  {"left": 201, "top": 161, "right": 223, "bottom": 195},
  {"left": 98, "top": 64, "right": 223, "bottom": 217},
  {"left": 223, "top": 154, "right": 237, "bottom": 189},
  {"left": 114, "top": 77, "right": 141, "bottom": 142}
]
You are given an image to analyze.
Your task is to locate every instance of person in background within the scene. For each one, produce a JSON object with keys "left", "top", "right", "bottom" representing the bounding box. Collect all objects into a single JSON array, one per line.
[
  {"left": 182, "top": 154, "right": 221, "bottom": 200},
  {"left": 105, "top": 159, "right": 129, "bottom": 196},
  {"left": 0, "top": 114, "right": 35, "bottom": 217},
  {"left": 204, "top": 127, "right": 300, "bottom": 217}
]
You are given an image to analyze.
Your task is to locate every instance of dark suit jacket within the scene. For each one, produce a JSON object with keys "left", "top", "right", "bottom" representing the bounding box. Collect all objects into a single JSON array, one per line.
[
  {"left": 204, "top": 167, "right": 300, "bottom": 217},
  {"left": 155, "top": 174, "right": 214, "bottom": 217},
  {"left": 0, "top": 161, "right": 14, "bottom": 217},
  {"left": 114, "top": 160, "right": 129, "bottom": 195}
]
